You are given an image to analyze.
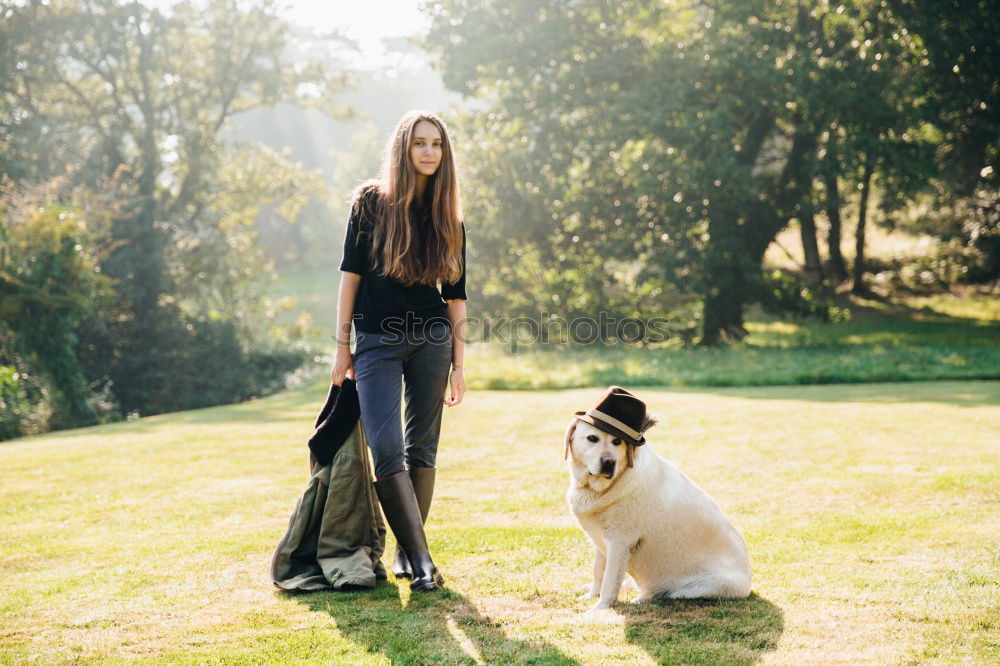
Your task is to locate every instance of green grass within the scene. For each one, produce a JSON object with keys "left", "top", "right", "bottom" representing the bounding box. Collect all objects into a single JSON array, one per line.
[
  {"left": 271, "top": 267, "right": 1000, "bottom": 389},
  {"left": 463, "top": 293, "right": 1000, "bottom": 389},
  {"left": 2, "top": 380, "right": 998, "bottom": 663},
  {"left": 464, "top": 342, "right": 1000, "bottom": 389}
]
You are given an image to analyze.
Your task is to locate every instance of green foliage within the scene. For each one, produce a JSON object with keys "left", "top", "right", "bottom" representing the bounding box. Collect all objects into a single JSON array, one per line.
[
  {"left": 865, "top": 239, "right": 987, "bottom": 291},
  {"left": 906, "top": 184, "right": 1000, "bottom": 282},
  {"left": 759, "top": 271, "right": 849, "bottom": 323},
  {"left": 167, "top": 141, "right": 327, "bottom": 338},
  {"left": 426, "top": 0, "right": 997, "bottom": 344},
  {"left": 157, "top": 317, "right": 310, "bottom": 413},
  {"left": 0, "top": 0, "right": 351, "bottom": 431},
  {"left": 0, "top": 177, "right": 114, "bottom": 432},
  {"left": 886, "top": 0, "right": 999, "bottom": 194},
  {"left": 73, "top": 300, "right": 312, "bottom": 418},
  {"left": 0, "top": 365, "right": 25, "bottom": 439}
]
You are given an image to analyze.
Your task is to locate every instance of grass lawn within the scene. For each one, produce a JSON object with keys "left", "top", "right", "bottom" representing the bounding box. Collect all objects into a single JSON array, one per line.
[
  {"left": 268, "top": 267, "right": 1000, "bottom": 389},
  {"left": 2, "top": 379, "right": 998, "bottom": 664}
]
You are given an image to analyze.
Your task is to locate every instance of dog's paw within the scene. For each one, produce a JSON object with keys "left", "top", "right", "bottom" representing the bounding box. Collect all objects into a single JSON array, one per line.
[
  {"left": 584, "top": 599, "right": 616, "bottom": 614},
  {"left": 577, "top": 590, "right": 598, "bottom": 601},
  {"left": 629, "top": 596, "right": 650, "bottom": 605}
]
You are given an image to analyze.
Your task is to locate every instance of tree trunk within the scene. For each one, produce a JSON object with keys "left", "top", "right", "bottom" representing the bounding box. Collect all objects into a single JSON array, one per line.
[
  {"left": 851, "top": 155, "right": 875, "bottom": 295},
  {"left": 698, "top": 114, "right": 775, "bottom": 346},
  {"left": 798, "top": 184, "right": 823, "bottom": 282},
  {"left": 780, "top": 115, "right": 822, "bottom": 283},
  {"left": 824, "top": 170, "right": 848, "bottom": 282},
  {"left": 699, "top": 112, "right": 817, "bottom": 345},
  {"left": 699, "top": 199, "right": 777, "bottom": 346},
  {"left": 700, "top": 287, "right": 748, "bottom": 346},
  {"left": 699, "top": 206, "right": 752, "bottom": 346}
]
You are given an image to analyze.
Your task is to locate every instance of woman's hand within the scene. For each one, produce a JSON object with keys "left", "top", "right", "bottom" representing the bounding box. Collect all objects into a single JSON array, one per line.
[
  {"left": 330, "top": 346, "right": 354, "bottom": 386},
  {"left": 444, "top": 367, "right": 465, "bottom": 407}
]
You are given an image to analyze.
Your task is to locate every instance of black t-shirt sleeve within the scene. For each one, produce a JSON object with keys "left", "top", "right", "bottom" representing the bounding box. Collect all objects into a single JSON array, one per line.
[
  {"left": 440, "top": 222, "right": 467, "bottom": 301},
  {"left": 339, "top": 204, "right": 368, "bottom": 274}
]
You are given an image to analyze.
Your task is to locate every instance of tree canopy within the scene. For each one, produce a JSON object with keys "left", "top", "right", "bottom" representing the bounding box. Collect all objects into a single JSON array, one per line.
[
  {"left": 426, "top": 0, "right": 998, "bottom": 344},
  {"left": 0, "top": 0, "right": 349, "bottom": 436}
]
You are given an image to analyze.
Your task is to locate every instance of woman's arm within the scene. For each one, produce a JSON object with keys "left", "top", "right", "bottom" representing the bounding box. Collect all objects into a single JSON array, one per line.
[
  {"left": 444, "top": 298, "right": 466, "bottom": 406},
  {"left": 331, "top": 272, "right": 361, "bottom": 385}
]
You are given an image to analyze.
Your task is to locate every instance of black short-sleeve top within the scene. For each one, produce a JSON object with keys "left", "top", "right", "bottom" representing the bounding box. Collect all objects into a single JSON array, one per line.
[{"left": 339, "top": 186, "right": 467, "bottom": 334}]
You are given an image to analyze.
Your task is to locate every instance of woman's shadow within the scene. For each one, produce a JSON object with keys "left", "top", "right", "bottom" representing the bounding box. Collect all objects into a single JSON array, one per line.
[{"left": 286, "top": 582, "right": 580, "bottom": 664}]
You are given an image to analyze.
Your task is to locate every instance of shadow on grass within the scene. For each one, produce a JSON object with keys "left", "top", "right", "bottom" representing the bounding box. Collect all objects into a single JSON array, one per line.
[
  {"left": 749, "top": 297, "right": 1000, "bottom": 348},
  {"left": 682, "top": 379, "right": 1000, "bottom": 407},
  {"left": 622, "top": 593, "right": 784, "bottom": 665},
  {"left": 287, "top": 583, "right": 580, "bottom": 665}
]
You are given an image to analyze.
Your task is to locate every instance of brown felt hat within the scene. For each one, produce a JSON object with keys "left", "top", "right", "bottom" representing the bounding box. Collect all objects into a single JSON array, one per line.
[{"left": 574, "top": 385, "right": 649, "bottom": 446}]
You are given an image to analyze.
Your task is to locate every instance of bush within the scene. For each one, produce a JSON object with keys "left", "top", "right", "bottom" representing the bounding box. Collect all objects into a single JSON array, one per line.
[
  {"left": 157, "top": 317, "right": 312, "bottom": 411},
  {"left": 867, "top": 238, "right": 987, "bottom": 292},
  {"left": 0, "top": 179, "right": 112, "bottom": 432},
  {"left": 0, "top": 365, "right": 24, "bottom": 440},
  {"left": 77, "top": 307, "right": 312, "bottom": 418},
  {"left": 758, "top": 270, "right": 850, "bottom": 322}
]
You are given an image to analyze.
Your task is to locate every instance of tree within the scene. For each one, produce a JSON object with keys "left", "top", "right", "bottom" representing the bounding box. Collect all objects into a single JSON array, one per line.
[
  {"left": 425, "top": 0, "right": 952, "bottom": 343},
  {"left": 1, "top": 0, "right": 350, "bottom": 419},
  {"left": 820, "top": 138, "right": 849, "bottom": 282},
  {"left": 887, "top": 0, "right": 1000, "bottom": 280}
]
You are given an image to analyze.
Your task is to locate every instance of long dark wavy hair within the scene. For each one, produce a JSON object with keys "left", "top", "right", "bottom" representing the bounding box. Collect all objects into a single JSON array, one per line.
[{"left": 351, "top": 110, "right": 463, "bottom": 286}]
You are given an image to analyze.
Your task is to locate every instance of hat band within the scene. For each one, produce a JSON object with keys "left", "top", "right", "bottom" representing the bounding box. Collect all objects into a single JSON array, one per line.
[{"left": 585, "top": 408, "right": 641, "bottom": 441}]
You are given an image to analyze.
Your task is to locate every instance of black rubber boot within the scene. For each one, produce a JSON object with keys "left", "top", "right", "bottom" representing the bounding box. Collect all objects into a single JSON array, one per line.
[
  {"left": 392, "top": 467, "right": 436, "bottom": 580},
  {"left": 374, "top": 471, "right": 443, "bottom": 591}
]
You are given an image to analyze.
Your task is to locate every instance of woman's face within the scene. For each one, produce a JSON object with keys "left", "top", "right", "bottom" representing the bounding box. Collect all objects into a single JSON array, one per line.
[{"left": 409, "top": 119, "right": 443, "bottom": 178}]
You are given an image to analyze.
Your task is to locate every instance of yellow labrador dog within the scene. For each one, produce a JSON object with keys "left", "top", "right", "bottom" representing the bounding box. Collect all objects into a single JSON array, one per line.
[{"left": 565, "top": 387, "right": 751, "bottom": 611}]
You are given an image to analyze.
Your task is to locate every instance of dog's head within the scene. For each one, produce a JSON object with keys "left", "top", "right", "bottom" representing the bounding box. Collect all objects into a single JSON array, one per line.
[{"left": 564, "top": 416, "right": 656, "bottom": 491}]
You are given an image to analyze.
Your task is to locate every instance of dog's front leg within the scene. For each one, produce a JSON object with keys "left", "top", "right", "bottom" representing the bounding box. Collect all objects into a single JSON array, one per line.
[
  {"left": 579, "top": 547, "right": 606, "bottom": 600},
  {"left": 592, "top": 541, "right": 629, "bottom": 610}
]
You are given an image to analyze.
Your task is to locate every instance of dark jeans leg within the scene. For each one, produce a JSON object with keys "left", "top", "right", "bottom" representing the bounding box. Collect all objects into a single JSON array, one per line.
[
  {"left": 353, "top": 333, "right": 407, "bottom": 479},
  {"left": 402, "top": 323, "right": 453, "bottom": 470}
]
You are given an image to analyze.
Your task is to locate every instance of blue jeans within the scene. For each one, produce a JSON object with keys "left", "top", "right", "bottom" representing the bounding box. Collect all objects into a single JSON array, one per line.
[{"left": 352, "top": 322, "right": 453, "bottom": 479}]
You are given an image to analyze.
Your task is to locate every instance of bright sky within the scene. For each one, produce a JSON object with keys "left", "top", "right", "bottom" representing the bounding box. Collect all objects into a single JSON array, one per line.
[
  {"left": 148, "top": 0, "right": 430, "bottom": 68},
  {"left": 278, "top": 0, "right": 428, "bottom": 46},
  {"left": 282, "top": 0, "right": 431, "bottom": 68}
]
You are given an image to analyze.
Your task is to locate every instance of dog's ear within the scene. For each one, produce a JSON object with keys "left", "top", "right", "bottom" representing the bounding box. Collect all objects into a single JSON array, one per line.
[{"left": 563, "top": 420, "right": 577, "bottom": 460}]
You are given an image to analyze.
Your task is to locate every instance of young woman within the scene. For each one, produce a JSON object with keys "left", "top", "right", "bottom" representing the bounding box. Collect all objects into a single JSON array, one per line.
[{"left": 330, "top": 110, "right": 467, "bottom": 592}]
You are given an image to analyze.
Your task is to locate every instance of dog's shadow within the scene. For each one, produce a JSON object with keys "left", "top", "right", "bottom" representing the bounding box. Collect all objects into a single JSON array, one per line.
[
  {"left": 285, "top": 583, "right": 580, "bottom": 665},
  {"left": 620, "top": 593, "right": 784, "bottom": 664}
]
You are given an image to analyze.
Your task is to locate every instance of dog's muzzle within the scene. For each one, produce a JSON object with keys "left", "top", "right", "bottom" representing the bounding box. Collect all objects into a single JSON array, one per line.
[{"left": 599, "top": 457, "right": 616, "bottom": 478}]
